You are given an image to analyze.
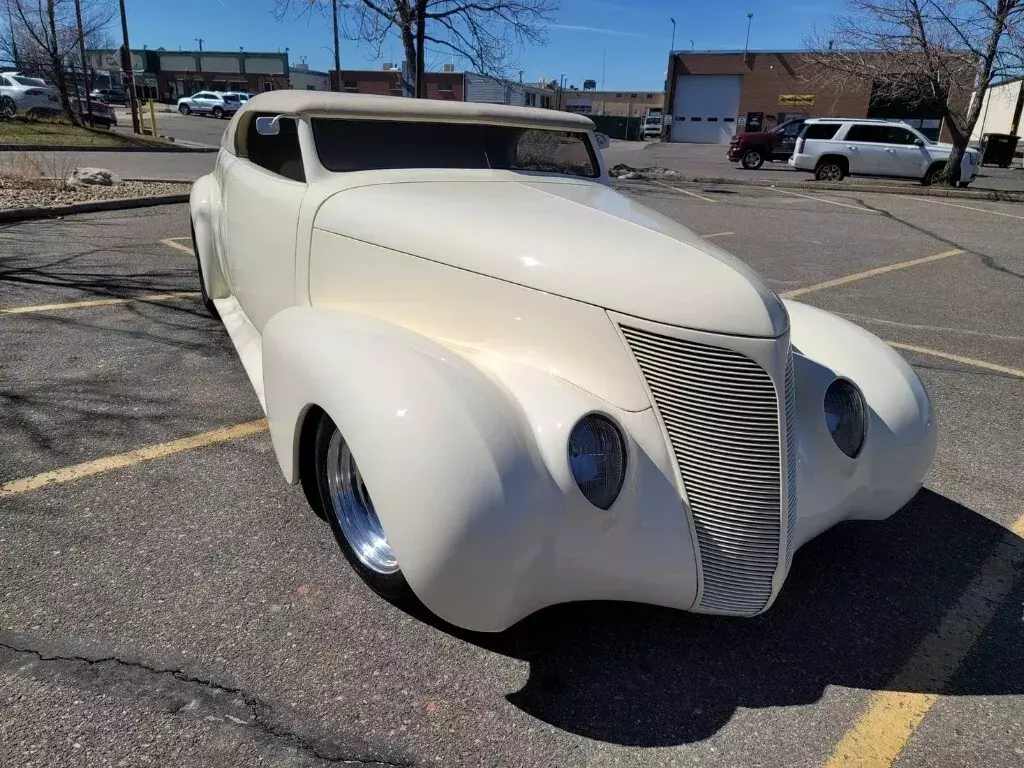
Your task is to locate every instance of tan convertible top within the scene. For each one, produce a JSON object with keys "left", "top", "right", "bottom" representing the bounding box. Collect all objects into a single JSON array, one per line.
[{"left": 221, "top": 89, "right": 596, "bottom": 156}]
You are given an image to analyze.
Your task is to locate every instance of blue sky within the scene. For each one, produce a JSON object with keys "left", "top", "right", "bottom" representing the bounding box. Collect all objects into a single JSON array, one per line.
[{"left": 123, "top": 0, "right": 843, "bottom": 90}]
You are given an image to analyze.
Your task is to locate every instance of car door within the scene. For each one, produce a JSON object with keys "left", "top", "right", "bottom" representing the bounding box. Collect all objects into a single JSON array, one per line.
[
  {"left": 880, "top": 125, "right": 929, "bottom": 179},
  {"left": 219, "top": 116, "right": 307, "bottom": 333},
  {"left": 193, "top": 92, "right": 213, "bottom": 113},
  {"left": 842, "top": 124, "right": 889, "bottom": 175},
  {"left": 772, "top": 120, "right": 803, "bottom": 158}
]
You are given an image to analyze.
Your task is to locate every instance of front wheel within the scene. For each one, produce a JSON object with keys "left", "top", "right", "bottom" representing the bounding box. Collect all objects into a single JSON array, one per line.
[
  {"left": 212, "top": 106, "right": 224, "bottom": 119},
  {"left": 814, "top": 160, "right": 845, "bottom": 182},
  {"left": 740, "top": 149, "right": 764, "bottom": 170},
  {"left": 309, "top": 413, "right": 411, "bottom": 601},
  {"left": 0, "top": 96, "right": 16, "bottom": 118},
  {"left": 178, "top": 103, "right": 190, "bottom": 115}
]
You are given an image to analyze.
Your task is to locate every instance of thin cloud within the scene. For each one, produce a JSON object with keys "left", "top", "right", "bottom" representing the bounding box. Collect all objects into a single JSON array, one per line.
[{"left": 550, "top": 24, "right": 645, "bottom": 37}]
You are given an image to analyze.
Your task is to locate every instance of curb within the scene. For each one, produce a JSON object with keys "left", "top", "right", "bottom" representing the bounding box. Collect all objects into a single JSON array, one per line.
[
  {"left": 613, "top": 174, "right": 1024, "bottom": 202},
  {"left": 0, "top": 143, "right": 218, "bottom": 153},
  {"left": 0, "top": 193, "right": 190, "bottom": 223}
]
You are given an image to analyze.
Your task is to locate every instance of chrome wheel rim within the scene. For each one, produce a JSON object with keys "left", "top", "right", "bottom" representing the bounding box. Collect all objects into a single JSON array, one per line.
[
  {"left": 326, "top": 431, "right": 398, "bottom": 574},
  {"left": 820, "top": 164, "right": 840, "bottom": 181},
  {"left": 744, "top": 151, "right": 760, "bottom": 167}
]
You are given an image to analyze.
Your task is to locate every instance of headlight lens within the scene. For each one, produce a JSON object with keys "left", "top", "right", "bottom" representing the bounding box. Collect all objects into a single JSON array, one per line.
[
  {"left": 567, "top": 414, "right": 626, "bottom": 510},
  {"left": 823, "top": 379, "right": 867, "bottom": 458}
]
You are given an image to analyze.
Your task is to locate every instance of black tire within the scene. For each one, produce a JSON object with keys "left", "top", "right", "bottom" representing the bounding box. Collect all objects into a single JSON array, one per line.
[
  {"left": 814, "top": 158, "right": 845, "bottom": 182},
  {"left": 0, "top": 95, "right": 15, "bottom": 118},
  {"left": 922, "top": 164, "right": 945, "bottom": 186},
  {"left": 190, "top": 222, "right": 220, "bottom": 320},
  {"left": 178, "top": 103, "right": 190, "bottom": 115},
  {"left": 307, "top": 411, "right": 412, "bottom": 601},
  {"left": 212, "top": 106, "right": 224, "bottom": 119},
  {"left": 740, "top": 148, "right": 764, "bottom": 170},
  {"left": 958, "top": 181, "right": 971, "bottom": 188}
]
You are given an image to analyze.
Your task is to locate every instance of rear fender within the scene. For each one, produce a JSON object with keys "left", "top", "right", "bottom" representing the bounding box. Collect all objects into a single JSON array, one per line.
[{"left": 189, "top": 173, "right": 228, "bottom": 298}]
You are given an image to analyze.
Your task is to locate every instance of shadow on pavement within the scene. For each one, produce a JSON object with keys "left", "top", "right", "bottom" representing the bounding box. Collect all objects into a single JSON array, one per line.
[{"left": 405, "top": 489, "right": 1024, "bottom": 746}]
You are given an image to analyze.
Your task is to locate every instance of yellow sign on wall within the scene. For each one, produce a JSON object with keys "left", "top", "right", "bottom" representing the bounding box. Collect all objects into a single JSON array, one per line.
[{"left": 779, "top": 94, "right": 815, "bottom": 106}]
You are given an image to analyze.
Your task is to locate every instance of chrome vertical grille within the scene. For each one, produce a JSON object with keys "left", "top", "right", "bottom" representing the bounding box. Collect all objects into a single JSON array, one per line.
[
  {"left": 784, "top": 352, "right": 798, "bottom": 570},
  {"left": 620, "top": 325, "right": 786, "bottom": 615}
]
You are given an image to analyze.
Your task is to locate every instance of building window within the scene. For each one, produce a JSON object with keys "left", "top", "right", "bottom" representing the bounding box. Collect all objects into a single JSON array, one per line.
[
  {"left": 306, "top": 85, "right": 316, "bottom": 90},
  {"left": 615, "top": 92, "right": 622, "bottom": 98},
  {"left": 647, "top": 93, "right": 653, "bottom": 98},
  {"left": 262, "top": 81, "right": 273, "bottom": 92},
  {"left": 344, "top": 80, "right": 358, "bottom": 89},
  {"left": 541, "top": 95, "right": 551, "bottom": 108},
  {"left": 630, "top": 93, "right": 637, "bottom": 98},
  {"left": 437, "top": 82, "right": 453, "bottom": 91}
]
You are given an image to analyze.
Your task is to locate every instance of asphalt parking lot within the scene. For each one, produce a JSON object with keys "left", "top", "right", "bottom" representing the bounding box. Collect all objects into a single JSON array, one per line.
[{"left": 1, "top": 186, "right": 1022, "bottom": 767}]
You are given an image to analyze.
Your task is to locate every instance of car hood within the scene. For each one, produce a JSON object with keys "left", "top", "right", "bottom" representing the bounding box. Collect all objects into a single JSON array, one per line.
[{"left": 313, "top": 177, "right": 788, "bottom": 338}]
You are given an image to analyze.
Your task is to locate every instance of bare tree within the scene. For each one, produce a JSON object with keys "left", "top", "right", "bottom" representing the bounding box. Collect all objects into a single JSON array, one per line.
[
  {"left": 1, "top": 0, "right": 117, "bottom": 124},
  {"left": 273, "top": 0, "right": 558, "bottom": 97},
  {"left": 802, "top": 0, "right": 1024, "bottom": 185}
]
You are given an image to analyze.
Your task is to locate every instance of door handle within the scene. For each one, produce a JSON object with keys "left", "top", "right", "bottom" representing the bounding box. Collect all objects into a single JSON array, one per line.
[{"left": 846, "top": 145, "right": 857, "bottom": 151}]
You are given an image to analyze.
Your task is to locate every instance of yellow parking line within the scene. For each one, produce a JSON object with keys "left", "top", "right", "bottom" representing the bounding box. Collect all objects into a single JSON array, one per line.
[
  {"left": 887, "top": 341, "right": 1024, "bottom": 379},
  {"left": 892, "top": 195, "right": 1024, "bottom": 221},
  {"left": 0, "top": 419, "right": 268, "bottom": 499},
  {"left": 772, "top": 187, "right": 877, "bottom": 213},
  {"left": 781, "top": 249, "right": 965, "bottom": 299},
  {"left": 701, "top": 231, "right": 734, "bottom": 239},
  {"left": 653, "top": 180, "right": 718, "bottom": 203},
  {"left": 825, "top": 514, "right": 1024, "bottom": 767},
  {"left": 0, "top": 291, "right": 200, "bottom": 315},
  {"left": 160, "top": 237, "right": 196, "bottom": 255}
]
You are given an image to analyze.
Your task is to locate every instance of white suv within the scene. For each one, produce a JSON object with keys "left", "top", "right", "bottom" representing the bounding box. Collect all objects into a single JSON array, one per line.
[
  {"left": 0, "top": 72, "right": 58, "bottom": 117},
  {"left": 789, "top": 118, "right": 980, "bottom": 187}
]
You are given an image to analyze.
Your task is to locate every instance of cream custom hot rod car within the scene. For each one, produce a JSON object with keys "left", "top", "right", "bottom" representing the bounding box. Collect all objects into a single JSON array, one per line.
[{"left": 190, "top": 91, "right": 936, "bottom": 633}]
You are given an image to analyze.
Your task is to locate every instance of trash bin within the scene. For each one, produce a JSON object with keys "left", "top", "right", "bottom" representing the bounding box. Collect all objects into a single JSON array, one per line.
[{"left": 979, "top": 133, "right": 1020, "bottom": 168}]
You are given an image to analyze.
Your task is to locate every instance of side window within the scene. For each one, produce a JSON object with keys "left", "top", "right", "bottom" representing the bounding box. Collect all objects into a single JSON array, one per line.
[
  {"left": 510, "top": 129, "right": 597, "bottom": 178},
  {"left": 244, "top": 114, "right": 305, "bottom": 182},
  {"left": 802, "top": 123, "right": 840, "bottom": 140},
  {"left": 886, "top": 127, "right": 919, "bottom": 145},
  {"left": 845, "top": 124, "right": 888, "bottom": 143},
  {"left": 782, "top": 121, "right": 803, "bottom": 137}
]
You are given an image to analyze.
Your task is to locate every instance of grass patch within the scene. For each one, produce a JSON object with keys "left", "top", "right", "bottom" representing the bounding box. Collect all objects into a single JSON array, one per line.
[{"left": 0, "top": 116, "right": 174, "bottom": 149}]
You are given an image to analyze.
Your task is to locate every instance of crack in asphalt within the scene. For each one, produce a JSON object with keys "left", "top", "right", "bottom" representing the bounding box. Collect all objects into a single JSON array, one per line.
[{"left": 0, "top": 641, "right": 410, "bottom": 768}]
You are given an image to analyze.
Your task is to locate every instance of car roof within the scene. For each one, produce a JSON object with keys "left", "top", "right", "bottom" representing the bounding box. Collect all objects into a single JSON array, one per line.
[
  {"left": 221, "top": 89, "right": 594, "bottom": 156},
  {"left": 805, "top": 117, "right": 909, "bottom": 124}
]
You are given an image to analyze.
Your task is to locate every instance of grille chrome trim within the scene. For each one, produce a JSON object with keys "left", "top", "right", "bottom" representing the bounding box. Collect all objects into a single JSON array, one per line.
[{"left": 620, "top": 324, "right": 790, "bottom": 616}]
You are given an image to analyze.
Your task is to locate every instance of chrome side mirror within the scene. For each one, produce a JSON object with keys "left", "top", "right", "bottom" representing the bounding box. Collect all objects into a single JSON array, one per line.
[
  {"left": 594, "top": 132, "right": 610, "bottom": 150},
  {"left": 914, "top": 138, "right": 925, "bottom": 147}
]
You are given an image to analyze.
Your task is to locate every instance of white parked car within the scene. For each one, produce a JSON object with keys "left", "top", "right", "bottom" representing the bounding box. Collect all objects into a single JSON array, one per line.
[
  {"left": 790, "top": 118, "right": 980, "bottom": 186},
  {"left": 191, "top": 92, "right": 936, "bottom": 632},
  {"left": 0, "top": 72, "right": 58, "bottom": 117},
  {"left": 177, "top": 90, "right": 242, "bottom": 118}
]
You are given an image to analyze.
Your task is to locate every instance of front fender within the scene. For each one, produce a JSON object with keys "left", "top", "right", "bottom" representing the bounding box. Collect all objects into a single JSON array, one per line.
[
  {"left": 786, "top": 300, "right": 937, "bottom": 547},
  {"left": 261, "top": 308, "right": 699, "bottom": 631},
  {"left": 189, "top": 172, "right": 228, "bottom": 299}
]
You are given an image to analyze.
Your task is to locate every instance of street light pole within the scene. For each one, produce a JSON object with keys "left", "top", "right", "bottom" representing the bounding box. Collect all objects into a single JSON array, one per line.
[
  {"left": 744, "top": 13, "right": 753, "bottom": 57},
  {"left": 194, "top": 37, "right": 203, "bottom": 52},
  {"left": 670, "top": 17, "right": 676, "bottom": 52},
  {"left": 331, "top": 0, "right": 340, "bottom": 90}
]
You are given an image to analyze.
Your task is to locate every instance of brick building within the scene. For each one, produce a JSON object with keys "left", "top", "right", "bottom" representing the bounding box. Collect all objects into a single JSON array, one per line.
[
  {"left": 665, "top": 50, "right": 956, "bottom": 143},
  {"left": 560, "top": 89, "right": 663, "bottom": 117},
  {"left": 86, "top": 48, "right": 290, "bottom": 102},
  {"left": 331, "top": 66, "right": 464, "bottom": 100}
]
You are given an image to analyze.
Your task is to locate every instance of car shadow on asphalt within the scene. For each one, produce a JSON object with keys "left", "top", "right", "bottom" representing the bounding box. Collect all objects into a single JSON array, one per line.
[{"left": 401, "top": 489, "right": 1024, "bottom": 746}]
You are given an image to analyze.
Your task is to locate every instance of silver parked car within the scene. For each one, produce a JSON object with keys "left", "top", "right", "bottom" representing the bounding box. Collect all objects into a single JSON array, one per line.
[
  {"left": 0, "top": 72, "right": 58, "bottom": 117},
  {"left": 177, "top": 91, "right": 242, "bottom": 119}
]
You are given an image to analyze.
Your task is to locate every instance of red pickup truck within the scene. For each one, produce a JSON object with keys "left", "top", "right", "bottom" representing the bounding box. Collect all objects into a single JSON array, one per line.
[{"left": 727, "top": 118, "right": 805, "bottom": 169}]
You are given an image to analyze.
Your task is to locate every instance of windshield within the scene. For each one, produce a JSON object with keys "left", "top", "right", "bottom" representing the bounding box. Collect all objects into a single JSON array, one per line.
[
  {"left": 13, "top": 75, "right": 45, "bottom": 87},
  {"left": 312, "top": 119, "right": 599, "bottom": 178}
]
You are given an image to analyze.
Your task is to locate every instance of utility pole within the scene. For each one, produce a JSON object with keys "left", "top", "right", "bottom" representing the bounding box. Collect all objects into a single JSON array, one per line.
[
  {"left": 414, "top": 0, "right": 426, "bottom": 97},
  {"left": 194, "top": 37, "right": 203, "bottom": 52},
  {"left": 118, "top": 0, "right": 140, "bottom": 134},
  {"left": 601, "top": 50, "right": 605, "bottom": 90},
  {"left": 670, "top": 17, "right": 676, "bottom": 52},
  {"left": 744, "top": 13, "right": 753, "bottom": 57},
  {"left": 331, "top": 0, "right": 340, "bottom": 90},
  {"left": 74, "top": 0, "right": 93, "bottom": 126}
]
